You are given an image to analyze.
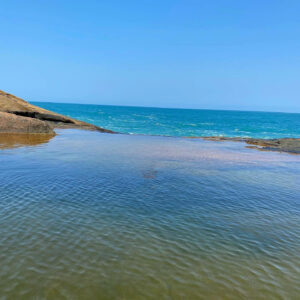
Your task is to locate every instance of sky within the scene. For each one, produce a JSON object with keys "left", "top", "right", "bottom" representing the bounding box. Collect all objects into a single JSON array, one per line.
[{"left": 0, "top": 0, "right": 300, "bottom": 112}]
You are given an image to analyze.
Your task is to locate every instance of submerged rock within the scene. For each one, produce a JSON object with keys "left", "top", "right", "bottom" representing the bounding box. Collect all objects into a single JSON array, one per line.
[
  {"left": 202, "top": 136, "right": 300, "bottom": 154},
  {"left": 0, "top": 90, "right": 114, "bottom": 134}
]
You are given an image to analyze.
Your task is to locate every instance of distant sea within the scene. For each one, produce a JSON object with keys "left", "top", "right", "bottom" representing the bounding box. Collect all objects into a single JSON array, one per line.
[{"left": 34, "top": 102, "right": 300, "bottom": 139}]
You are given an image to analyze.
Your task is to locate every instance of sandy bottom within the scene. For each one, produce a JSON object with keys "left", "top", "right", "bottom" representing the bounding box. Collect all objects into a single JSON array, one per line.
[{"left": 0, "top": 130, "right": 299, "bottom": 299}]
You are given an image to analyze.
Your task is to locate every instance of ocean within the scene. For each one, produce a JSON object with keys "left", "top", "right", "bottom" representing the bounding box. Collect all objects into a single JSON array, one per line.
[
  {"left": 34, "top": 102, "right": 300, "bottom": 138},
  {"left": 0, "top": 104, "right": 300, "bottom": 299}
]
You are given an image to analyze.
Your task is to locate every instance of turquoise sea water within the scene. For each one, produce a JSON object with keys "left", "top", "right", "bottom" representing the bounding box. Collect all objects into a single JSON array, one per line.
[
  {"left": 0, "top": 130, "right": 300, "bottom": 299},
  {"left": 34, "top": 102, "right": 300, "bottom": 138}
]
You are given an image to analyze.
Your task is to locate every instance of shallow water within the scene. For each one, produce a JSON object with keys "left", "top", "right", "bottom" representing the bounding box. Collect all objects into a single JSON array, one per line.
[
  {"left": 34, "top": 102, "right": 300, "bottom": 139},
  {"left": 0, "top": 133, "right": 55, "bottom": 150},
  {"left": 0, "top": 130, "right": 300, "bottom": 299}
]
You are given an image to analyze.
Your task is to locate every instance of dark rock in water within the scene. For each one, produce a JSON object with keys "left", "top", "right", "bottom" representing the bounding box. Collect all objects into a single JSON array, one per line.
[
  {"left": 202, "top": 136, "right": 300, "bottom": 154},
  {"left": 0, "top": 89, "right": 114, "bottom": 134}
]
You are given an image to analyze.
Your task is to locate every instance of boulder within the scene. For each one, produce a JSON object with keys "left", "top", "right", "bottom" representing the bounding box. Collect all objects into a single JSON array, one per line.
[{"left": 0, "top": 111, "right": 54, "bottom": 134}]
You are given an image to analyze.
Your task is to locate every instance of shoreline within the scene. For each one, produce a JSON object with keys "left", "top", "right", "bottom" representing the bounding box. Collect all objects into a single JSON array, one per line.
[
  {"left": 0, "top": 90, "right": 115, "bottom": 135},
  {"left": 201, "top": 136, "right": 300, "bottom": 155},
  {"left": 1, "top": 128, "right": 300, "bottom": 155},
  {"left": 1, "top": 89, "right": 299, "bottom": 154}
]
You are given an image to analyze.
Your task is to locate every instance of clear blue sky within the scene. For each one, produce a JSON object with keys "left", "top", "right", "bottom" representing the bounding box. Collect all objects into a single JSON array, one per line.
[{"left": 1, "top": 0, "right": 300, "bottom": 112}]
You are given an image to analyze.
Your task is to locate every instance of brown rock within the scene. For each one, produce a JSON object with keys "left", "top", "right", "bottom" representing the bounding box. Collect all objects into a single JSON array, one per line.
[
  {"left": 0, "top": 90, "right": 114, "bottom": 133},
  {"left": 201, "top": 136, "right": 300, "bottom": 154},
  {"left": 0, "top": 111, "right": 54, "bottom": 134}
]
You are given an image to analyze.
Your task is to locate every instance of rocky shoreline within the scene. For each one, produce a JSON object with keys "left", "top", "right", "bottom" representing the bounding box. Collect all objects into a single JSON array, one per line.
[
  {"left": 0, "top": 90, "right": 114, "bottom": 135},
  {"left": 201, "top": 136, "right": 300, "bottom": 154},
  {"left": 1, "top": 90, "right": 299, "bottom": 154}
]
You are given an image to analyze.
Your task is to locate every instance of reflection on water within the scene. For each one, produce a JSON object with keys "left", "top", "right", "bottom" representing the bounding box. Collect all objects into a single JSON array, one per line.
[
  {"left": 0, "top": 133, "right": 55, "bottom": 149},
  {"left": 0, "top": 130, "right": 300, "bottom": 299}
]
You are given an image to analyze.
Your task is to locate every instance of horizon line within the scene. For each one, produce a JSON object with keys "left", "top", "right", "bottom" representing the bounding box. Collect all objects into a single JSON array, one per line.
[{"left": 30, "top": 100, "right": 300, "bottom": 115}]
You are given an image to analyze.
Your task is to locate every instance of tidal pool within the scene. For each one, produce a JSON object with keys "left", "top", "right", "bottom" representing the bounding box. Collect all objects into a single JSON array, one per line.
[{"left": 0, "top": 130, "right": 299, "bottom": 299}]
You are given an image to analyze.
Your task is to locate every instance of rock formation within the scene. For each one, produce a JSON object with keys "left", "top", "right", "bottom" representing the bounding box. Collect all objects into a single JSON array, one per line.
[
  {"left": 0, "top": 111, "right": 54, "bottom": 134},
  {"left": 0, "top": 90, "right": 114, "bottom": 134},
  {"left": 202, "top": 136, "right": 300, "bottom": 154}
]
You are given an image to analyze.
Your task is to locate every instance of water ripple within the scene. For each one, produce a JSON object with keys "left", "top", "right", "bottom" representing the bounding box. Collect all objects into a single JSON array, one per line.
[{"left": 0, "top": 131, "right": 299, "bottom": 299}]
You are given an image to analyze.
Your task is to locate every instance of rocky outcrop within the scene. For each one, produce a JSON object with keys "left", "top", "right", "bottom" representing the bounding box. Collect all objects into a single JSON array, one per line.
[
  {"left": 1, "top": 90, "right": 299, "bottom": 155},
  {"left": 202, "top": 136, "right": 300, "bottom": 154},
  {"left": 0, "top": 111, "right": 54, "bottom": 134},
  {"left": 0, "top": 90, "right": 114, "bottom": 134}
]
